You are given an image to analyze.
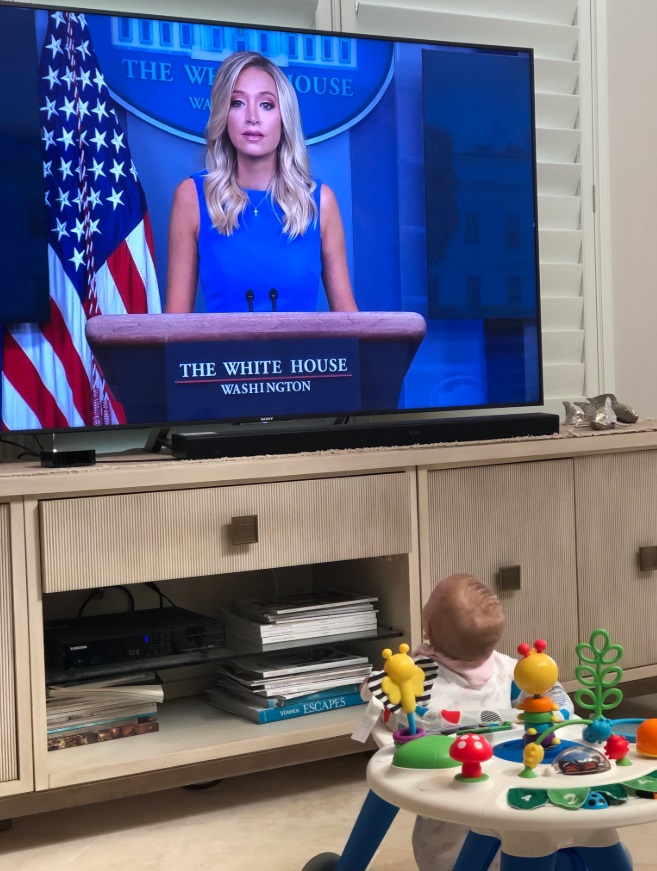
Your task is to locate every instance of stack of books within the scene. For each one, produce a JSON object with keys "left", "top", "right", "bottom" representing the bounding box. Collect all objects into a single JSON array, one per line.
[
  {"left": 208, "top": 646, "right": 370, "bottom": 724},
  {"left": 222, "top": 589, "right": 379, "bottom": 646},
  {"left": 46, "top": 673, "right": 164, "bottom": 751}
]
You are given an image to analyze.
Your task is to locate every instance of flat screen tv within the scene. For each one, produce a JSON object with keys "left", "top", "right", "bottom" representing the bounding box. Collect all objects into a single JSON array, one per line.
[{"left": 0, "top": 2, "right": 543, "bottom": 437}]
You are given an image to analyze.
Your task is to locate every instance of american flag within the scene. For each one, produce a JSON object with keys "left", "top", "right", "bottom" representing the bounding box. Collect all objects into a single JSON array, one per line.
[{"left": 1, "top": 10, "right": 161, "bottom": 430}]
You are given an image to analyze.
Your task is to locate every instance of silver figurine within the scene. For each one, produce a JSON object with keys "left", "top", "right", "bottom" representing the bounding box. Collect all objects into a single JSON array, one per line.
[
  {"left": 563, "top": 401, "right": 586, "bottom": 426},
  {"left": 589, "top": 396, "right": 617, "bottom": 430},
  {"left": 588, "top": 393, "right": 639, "bottom": 424}
]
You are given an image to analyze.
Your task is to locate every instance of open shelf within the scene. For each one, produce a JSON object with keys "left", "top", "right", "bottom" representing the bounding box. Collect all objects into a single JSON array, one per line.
[
  {"left": 45, "top": 695, "right": 365, "bottom": 789},
  {"left": 37, "top": 554, "right": 416, "bottom": 795},
  {"left": 45, "top": 625, "right": 403, "bottom": 683}
]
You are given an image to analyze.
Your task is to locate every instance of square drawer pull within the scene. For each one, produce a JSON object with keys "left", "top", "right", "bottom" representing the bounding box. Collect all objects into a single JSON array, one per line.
[
  {"left": 230, "top": 515, "right": 259, "bottom": 546},
  {"left": 639, "top": 546, "right": 657, "bottom": 572},
  {"left": 497, "top": 565, "right": 521, "bottom": 591}
]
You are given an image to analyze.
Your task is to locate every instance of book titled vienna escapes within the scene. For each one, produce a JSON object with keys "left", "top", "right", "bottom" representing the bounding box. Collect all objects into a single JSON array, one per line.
[
  {"left": 207, "top": 687, "right": 364, "bottom": 725},
  {"left": 208, "top": 643, "right": 370, "bottom": 724}
]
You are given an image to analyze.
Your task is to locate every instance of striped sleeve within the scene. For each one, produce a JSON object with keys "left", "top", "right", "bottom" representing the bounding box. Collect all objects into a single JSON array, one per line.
[{"left": 364, "top": 657, "right": 440, "bottom": 713}]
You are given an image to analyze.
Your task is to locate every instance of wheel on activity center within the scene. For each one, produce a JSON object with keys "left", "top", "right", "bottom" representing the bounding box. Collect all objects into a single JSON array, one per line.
[{"left": 301, "top": 851, "right": 341, "bottom": 871}]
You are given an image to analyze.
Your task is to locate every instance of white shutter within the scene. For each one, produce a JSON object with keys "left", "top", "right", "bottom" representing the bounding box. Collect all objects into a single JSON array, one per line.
[{"left": 338, "top": 0, "right": 596, "bottom": 417}]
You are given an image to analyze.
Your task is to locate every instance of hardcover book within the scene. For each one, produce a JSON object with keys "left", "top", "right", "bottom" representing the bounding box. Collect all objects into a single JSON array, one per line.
[
  {"left": 215, "top": 669, "right": 368, "bottom": 698},
  {"left": 207, "top": 688, "right": 365, "bottom": 725},
  {"left": 47, "top": 709, "right": 159, "bottom": 736},
  {"left": 46, "top": 702, "right": 159, "bottom": 728},
  {"left": 213, "top": 680, "right": 362, "bottom": 709},
  {"left": 232, "top": 589, "right": 378, "bottom": 621},
  {"left": 222, "top": 609, "right": 378, "bottom": 643},
  {"left": 47, "top": 718, "right": 159, "bottom": 751},
  {"left": 225, "top": 646, "right": 370, "bottom": 678},
  {"left": 47, "top": 684, "right": 163, "bottom": 701},
  {"left": 46, "top": 672, "right": 158, "bottom": 695},
  {"left": 253, "top": 604, "right": 375, "bottom": 624},
  {"left": 216, "top": 664, "right": 370, "bottom": 694}
]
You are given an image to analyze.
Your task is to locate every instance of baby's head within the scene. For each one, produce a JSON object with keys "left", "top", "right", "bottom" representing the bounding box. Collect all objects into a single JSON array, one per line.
[{"left": 422, "top": 573, "right": 505, "bottom": 665}]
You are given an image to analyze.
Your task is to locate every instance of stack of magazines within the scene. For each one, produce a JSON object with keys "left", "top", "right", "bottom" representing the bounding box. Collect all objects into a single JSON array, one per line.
[
  {"left": 46, "top": 673, "right": 164, "bottom": 751},
  {"left": 208, "top": 646, "right": 370, "bottom": 725},
  {"left": 222, "top": 589, "right": 379, "bottom": 646}
]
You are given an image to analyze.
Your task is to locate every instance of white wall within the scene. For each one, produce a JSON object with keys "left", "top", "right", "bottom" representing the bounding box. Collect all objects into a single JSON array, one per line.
[{"left": 606, "top": 0, "right": 657, "bottom": 416}]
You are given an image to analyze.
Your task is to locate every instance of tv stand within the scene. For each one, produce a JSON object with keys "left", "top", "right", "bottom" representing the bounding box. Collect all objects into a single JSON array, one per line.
[
  {"left": 170, "top": 413, "right": 559, "bottom": 459},
  {"left": 1, "top": 426, "right": 656, "bottom": 823}
]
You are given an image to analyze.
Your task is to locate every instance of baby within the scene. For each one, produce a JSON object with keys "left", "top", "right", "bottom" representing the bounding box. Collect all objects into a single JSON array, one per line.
[
  {"left": 354, "top": 574, "right": 572, "bottom": 868},
  {"left": 410, "top": 573, "right": 572, "bottom": 870}
]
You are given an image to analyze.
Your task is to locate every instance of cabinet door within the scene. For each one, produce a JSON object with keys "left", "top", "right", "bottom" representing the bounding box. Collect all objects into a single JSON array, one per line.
[
  {"left": 423, "top": 460, "right": 578, "bottom": 680},
  {"left": 0, "top": 502, "right": 33, "bottom": 797},
  {"left": 576, "top": 451, "right": 657, "bottom": 670}
]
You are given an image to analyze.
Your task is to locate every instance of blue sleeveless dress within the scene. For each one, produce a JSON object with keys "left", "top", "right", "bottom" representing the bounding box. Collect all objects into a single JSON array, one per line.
[{"left": 192, "top": 171, "right": 322, "bottom": 313}]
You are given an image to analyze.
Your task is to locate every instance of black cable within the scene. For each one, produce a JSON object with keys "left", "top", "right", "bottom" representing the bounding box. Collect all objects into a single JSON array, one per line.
[
  {"left": 77, "top": 588, "right": 103, "bottom": 618},
  {"left": 148, "top": 583, "right": 164, "bottom": 608},
  {"left": 146, "top": 582, "right": 177, "bottom": 608},
  {"left": 33, "top": 434, "right": 45, "bottom": 451},
  {"left": 77, "top": 585, "right": 136, "bottom": 618},
  {"left": 0, "top": 437, "right": 39, "bottom": 457},
  {"left": 117, "top": 586, "right": 136, "bottom": 611}
]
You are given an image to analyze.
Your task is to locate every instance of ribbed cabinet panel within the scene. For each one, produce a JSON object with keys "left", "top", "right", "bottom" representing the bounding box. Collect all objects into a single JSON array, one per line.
[
  {"left": 39, "top": 473, "right": 411, "bottom": 592},
  {"left": 0, "top": 504, "right": 17, "bottom": 783},
  {"left": 575, "top": 453, "right": 657, "bottom": 669},
  {"left": 426, "top": 460, "right": 578, "bottom": 679}
]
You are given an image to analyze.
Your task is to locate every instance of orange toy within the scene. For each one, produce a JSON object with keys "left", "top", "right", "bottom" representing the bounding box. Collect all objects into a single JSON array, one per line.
[{"left": 636, "top": 719, "right": 657, "bottom": 757}]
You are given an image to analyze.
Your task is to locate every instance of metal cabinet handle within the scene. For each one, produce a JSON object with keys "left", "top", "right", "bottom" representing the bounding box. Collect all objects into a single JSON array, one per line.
[
  {"left": 230, "top": 515, "right": 259, "bottom": 545},
  {"left": 497, "top": 565, "right": 521, "bottom": 591}
]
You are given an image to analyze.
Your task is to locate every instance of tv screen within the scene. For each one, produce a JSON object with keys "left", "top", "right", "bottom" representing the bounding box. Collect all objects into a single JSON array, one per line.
[{"left": 0, "top": 3, "right": 542, "bottom": 432}]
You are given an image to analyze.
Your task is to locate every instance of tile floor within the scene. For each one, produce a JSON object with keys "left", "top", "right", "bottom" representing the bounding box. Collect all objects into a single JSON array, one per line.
[
  {"left": 1, "top": 749, "right": 657, "bottom": 871},
  {"left": 3, "top": 690, "right": 657, "bottom": 871}
]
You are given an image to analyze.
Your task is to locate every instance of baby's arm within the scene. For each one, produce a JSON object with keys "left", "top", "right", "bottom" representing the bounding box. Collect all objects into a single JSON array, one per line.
[{"left": 546, "top": 681, "right": 574, "bottom": 719}]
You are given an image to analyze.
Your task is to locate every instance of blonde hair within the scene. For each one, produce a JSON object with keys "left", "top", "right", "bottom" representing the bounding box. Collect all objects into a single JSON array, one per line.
[
  {"left": 422, "top": 573, "right": 505, "bottom": 663},
  {"left": 204, "top": 51, "right": 317, "bottom": 239}
]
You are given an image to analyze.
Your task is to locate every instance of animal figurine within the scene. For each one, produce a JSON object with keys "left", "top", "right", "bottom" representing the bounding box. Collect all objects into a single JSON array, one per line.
[
  {"left": 380, "top": 644, "right": 426, "bottom": 735},
  {"left": 514, "top": 639, "right": 562, "bottom": 748}
]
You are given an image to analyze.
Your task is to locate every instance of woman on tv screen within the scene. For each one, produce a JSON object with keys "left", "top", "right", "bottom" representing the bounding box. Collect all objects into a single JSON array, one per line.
[{"left": 165, "top": 51, "right": 357, "bottom": 315}]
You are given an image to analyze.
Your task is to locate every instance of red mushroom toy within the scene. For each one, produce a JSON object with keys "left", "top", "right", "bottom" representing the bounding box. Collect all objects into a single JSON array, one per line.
[{"left": 449, "top": 733, "right": 494, "bottom": 782}]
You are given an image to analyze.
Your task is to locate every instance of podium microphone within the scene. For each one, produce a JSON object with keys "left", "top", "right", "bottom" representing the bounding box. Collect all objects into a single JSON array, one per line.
[
  {"left": 245, "top": 289, "right": 254, "bottom": 312},
  {"left": 269, "top": 288, "right": 278, "bottom": 312}
]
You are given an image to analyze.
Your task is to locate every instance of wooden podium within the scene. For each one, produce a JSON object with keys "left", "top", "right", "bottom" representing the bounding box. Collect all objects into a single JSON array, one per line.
[{"left": 85, "top": 311, "right": 427, "bottom": 423}]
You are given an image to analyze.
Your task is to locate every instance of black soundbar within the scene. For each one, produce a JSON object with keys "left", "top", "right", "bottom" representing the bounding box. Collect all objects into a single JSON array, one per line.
[{"left": 171, "top": 413, "right": 560, "bottom": 460}]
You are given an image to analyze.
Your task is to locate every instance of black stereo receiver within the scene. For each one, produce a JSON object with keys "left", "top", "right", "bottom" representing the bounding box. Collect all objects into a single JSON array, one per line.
[{"left": 45, "top": 607, "right": 226, "bottom": 672}]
